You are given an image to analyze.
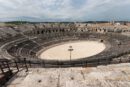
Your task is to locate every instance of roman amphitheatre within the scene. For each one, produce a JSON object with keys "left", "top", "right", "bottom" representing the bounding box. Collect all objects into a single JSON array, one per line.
[{"left": 1, "top": 22, "right": 130, "bottom": 87}]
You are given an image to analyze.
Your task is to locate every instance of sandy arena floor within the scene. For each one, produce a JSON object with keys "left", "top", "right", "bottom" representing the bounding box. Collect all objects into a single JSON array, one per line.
[{"left": 39, "top": 41, "right": 106, "bottom": 60}]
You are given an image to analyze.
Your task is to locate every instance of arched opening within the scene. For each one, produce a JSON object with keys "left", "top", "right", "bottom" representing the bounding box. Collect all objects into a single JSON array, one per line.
[{"left": 37, "top": 31, "right": 40, "bottom": 34}]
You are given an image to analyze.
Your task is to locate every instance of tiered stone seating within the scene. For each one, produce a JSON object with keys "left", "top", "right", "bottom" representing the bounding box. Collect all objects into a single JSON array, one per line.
[{"left": 0, "top": 24, "right": 130, "bottom": 67}]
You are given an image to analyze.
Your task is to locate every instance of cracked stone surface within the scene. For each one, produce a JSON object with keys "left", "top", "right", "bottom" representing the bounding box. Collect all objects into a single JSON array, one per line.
[{"left": 6, "top": 63, "right": 130, "bottom": 87}]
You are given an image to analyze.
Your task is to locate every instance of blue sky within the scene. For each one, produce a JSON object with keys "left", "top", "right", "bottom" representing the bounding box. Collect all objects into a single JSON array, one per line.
[{"left": 0, "top": 0, "right": 130, "bottom": 22}]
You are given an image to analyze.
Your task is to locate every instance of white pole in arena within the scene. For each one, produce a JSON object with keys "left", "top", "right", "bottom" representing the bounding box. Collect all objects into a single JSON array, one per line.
[{"left": 68, "top": 46, "right": 74, "bottom": 62}]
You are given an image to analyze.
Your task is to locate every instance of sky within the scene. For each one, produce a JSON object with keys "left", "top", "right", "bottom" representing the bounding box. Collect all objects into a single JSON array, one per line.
[{"left": 0, "top": 0, "right": 130, "bottom": 22}]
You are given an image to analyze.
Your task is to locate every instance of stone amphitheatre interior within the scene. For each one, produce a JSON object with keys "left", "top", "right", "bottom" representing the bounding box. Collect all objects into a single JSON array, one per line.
[
  {"left": 1, "top": 1, "right": 130, "bottom": 87},
  {"left": 1, "top": 22, "right": 130, "bottom": 87}
]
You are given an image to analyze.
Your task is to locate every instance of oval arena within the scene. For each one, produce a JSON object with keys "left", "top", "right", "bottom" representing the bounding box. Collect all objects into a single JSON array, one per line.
[
  {"left": 0, "top": 23, "right": 130, "bottom": 67},
  {"left": 1, "top": 23, "right": 130, "bottom": 87},
  {"left": 39, "top": 41, "right": 106, "bottom": 61}
]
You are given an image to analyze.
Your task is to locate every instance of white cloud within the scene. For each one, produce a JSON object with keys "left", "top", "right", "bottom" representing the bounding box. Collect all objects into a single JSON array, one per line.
[{"left": 0, "top": 0, "right": 130, "bottom": 21}]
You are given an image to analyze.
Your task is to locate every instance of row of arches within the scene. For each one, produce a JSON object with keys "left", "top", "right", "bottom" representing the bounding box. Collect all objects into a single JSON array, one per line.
[
  {"left": 25, "top": 27, "right": 130, "bottom": 36},
  {"left": 32, "top": 28, "right": 78, "bottom": 35}
]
